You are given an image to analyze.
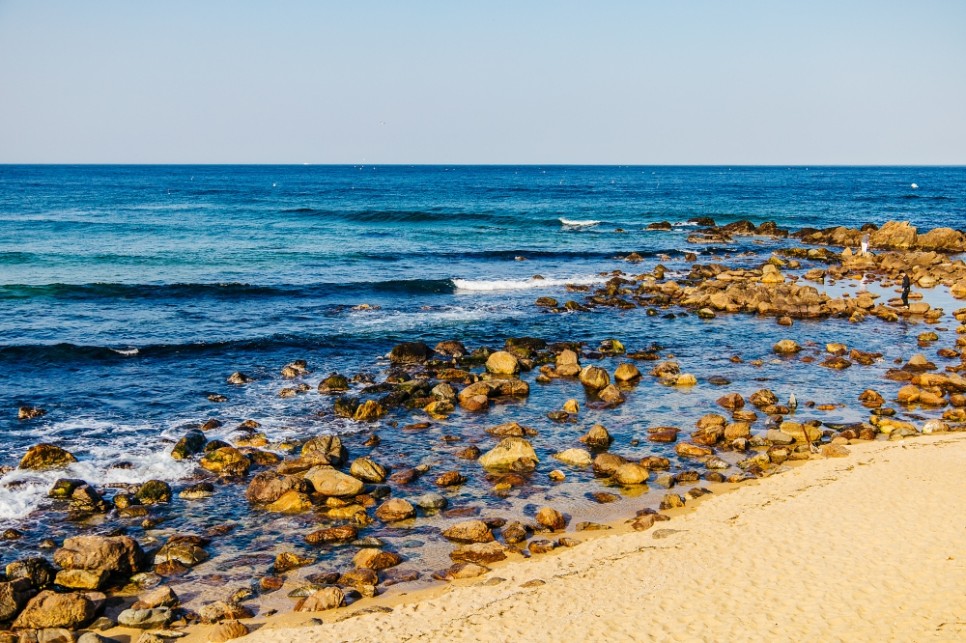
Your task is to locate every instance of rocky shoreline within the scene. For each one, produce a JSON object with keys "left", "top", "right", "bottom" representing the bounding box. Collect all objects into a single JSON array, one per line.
[{"left": 2, "top": 219, "right": 965, "bottom": 643}]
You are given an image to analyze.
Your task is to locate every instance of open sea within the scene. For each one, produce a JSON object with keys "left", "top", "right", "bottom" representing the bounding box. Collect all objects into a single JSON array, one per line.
[{"left": 1, "top": 165, "right": 964, "bottom": 606}]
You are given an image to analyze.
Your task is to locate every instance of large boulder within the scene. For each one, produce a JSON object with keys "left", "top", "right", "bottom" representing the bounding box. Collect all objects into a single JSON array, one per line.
[
  {"left": 19, "top": 444, "right": 76, "bottom": 470},
  {"left": 485, "top": 351, "right": 520, "bottom": 376},
  {"left": 303, "top": 466, "right": 364, "bottom": 497},
  {"left": 199, "top": 447, "right": 250, "bottom": 477},
  {"left": 0, "top": 579, "right": 34, "bottom": 621},
  {"left": 916, "top": 227, "right": 965, "bottom": 252},
  {"left": 300, "top": 435, "right": 347, "bottom": 466},
  {"left": 245, "top": 471, "right": 311, "bottom": 504},
  {"left": 579, "top": 365, "right": 611, "bottom": 390},
  {"left": 478, "top": 438, "right": 538, "bottom": 470},
  {"left": 171, "top": 429, "right": 207, "bottom": 460},
  {"left": 375, "top": 498, "right": 416, "bottom": 522},
  {"left": 296, "top": 587, "right": 345, "bottom": 612},
  {"left": 389, "top": 342, "right": 432, "bottom": 364},
  {"left": 870, "top": 220, "right": 917, "bottom": 250},
  {"left": 5, "top": 557, "right": 56, "bottom": 588},
  {"left": 53, "top": 536, "right": 144, "bottom": 575},
  {"left": 441, "top": 520, "right": 494, "bottom": 544},
  {"left": 12, "top": 590, "right": 101, "bottom": 629}
]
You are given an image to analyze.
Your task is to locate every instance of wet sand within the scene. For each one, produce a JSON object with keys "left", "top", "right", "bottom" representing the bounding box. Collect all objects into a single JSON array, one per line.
[{"left": 182, "top": 432, "right": 966, "bottom": 642}]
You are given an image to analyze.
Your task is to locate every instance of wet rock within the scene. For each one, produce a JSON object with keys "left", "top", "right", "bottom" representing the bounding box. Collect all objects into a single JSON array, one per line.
[
  {"left": 478, "top": 438, "right": 538, "bottom": 470},
  {"left": 486, "top": 421, "right": 536, "bottom": 437},
  {"left": 434, "top": 471, "right": 466, "bottom": 487},
  {"left": 19, "top": 444, "right": 77, "bottom": 470},
  {"left": 691, "top": 425, "right": 724, "bottom": 446},
  {"left": 859, "top": 389, "right": 885, "bottom": 407},
  {"left": 660, "top": 493, "right": 686, "bottom": 510},
  {"left": 772, "top": 339, "right": 802, "bottom": 354},
  {"left": 353, "top": 549, "right": 403, "bottom": 570},
  {"left": 456, "top": 446, "right": 481, "bottom": 460},
  {"left": 12, "top": 590, "right": 100, "bottom": 629},
  {"left": 612, "top": 463, "right": 649, "bottom": 485},
  {"left": 647, "top": 426, "right": 679, "bottom": 443},
  {"left": 593, "top": 452, "right": 627, "bottom": 476},
  {"left": 296, "top": 587, "right": 346, "bottom": 612},
  {"left": 353, "top": 400, "right": 386, "bottom": 422},
  {"left": 6, "top": 557, "right": 56, "bottom": 588},
  {"left": 18, "top": 406, "right": 47, "bottom": 420},
  {"left": 246, "top": 472, "right": 309, "bottom": 504},
  {"left": 302, "top": 435, "right": 347, "bottom": 466},
  {"left": 389, "top": 342, "right": 432, "bottom": 364},
  {"left": 55, "top": 568, "right": 109, "bottom": 590},
  {"left": 579, "top": 365, "right": 611, "bottom": 390},
  {"left": 54, "top": 535, "right": 144, "bottom": 575},
  {"left": 338, "top": 567, "right": 379, "bottom": 588},
  {"left": 412, "top": 492, "right": 448, "bottom": 512},
  {"left": 435, "top": 562, "right": 489, "bottom": 581},
  {"left": 266, "top": 489, "right": 313, "bottom": 513},
  {"left": 48, "top": 478, "right": 85, "bottom": 499},
  {"left": 485, "top": 351, "right": 520, "bottom": 375},
  {"left": 350, "top": 457, "right": 387, "bottom": 483},
  {"left": 779, "top": 421, "right": 822, "bottom": 443},
  {"left": 435, "top": 340, "right": 467, "bottom": 356},
  {"left": 199, "top": 447, "right": 250, "bottom": 477},
  {"left": 304, "top": 466, "right": 364, "bottom": 497},
  {"left": 227, "top": 372, "right": 253, "bottom": 385},
  {"left": 375, "top": 498, "right": 416, "bottom": 522},
  {"left": 450, "top": 542, "right": 507, "bottom": 565},
  {"left": 597, "top": 384, "right": 625, "bottom": 405},
  {"left": 552, "top": 448, "right": 592, "bottom": 467},
  {"left": 317, "top": 373, "right": 350, "bottom": 394},
  {"left": 154, "top": 535, "right": 209, "bottom": 569},
  {"left": 171, "top": 429, "right": 206, "bottom": 460},
  {"left": 0, "top": 578, "right": 34, "bottom": 621},
  {"left": 441, "top": 520, "right": 494, "bottom": 544},
  {"left": 135, "top": 480, "right": 172, "bottom": 505},
  {"left": 274, "top": 552, "right": 314, "bottom": 573},
  {"left": 535, "top": 506, "right": 567, "bottom": 531},
  {"left": 749, "top": 389, "right": 778, "bottom": 408},
  {"left": 305, "top": 525, "right": 358, "bottom": 545},
  {"left": 675, "top": 443, "right": 712, "bottom": 459},
  {"left": 613, "top": 363, "right": 641, "bottom": 382},
  {"left": 717, "top": 393, "right": 745, "bottom": 411},
  {"left": 281, "top": 360, "right": 309, "bottom": 379},
  {"left": 580, "top": 424, "right": 613, "bottom": 448}
]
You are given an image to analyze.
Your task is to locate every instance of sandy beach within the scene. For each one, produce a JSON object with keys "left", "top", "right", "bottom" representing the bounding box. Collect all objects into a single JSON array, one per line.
[{"left": 175, "top": 432, "right": 966, "bottom": 643}]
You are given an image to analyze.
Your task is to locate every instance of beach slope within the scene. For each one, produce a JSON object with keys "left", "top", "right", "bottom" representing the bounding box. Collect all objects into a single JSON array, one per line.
[{"left": 240, "top": 434, "right": 966, "bottom": 642}]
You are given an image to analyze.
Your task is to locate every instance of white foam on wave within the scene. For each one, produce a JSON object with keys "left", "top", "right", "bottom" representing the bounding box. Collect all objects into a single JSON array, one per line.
[
  {"left": 453, "top": 276, "right": 604, "bottom": 292},
  {"left": 0, "top": 449, "right": 195, "bottom": 521},
  {"left": 672, "top": 221, "right": 700, "bottom": 227},
  {"left": 559, "top": 217, "right": 601, "bottom": 228},
  {"left": 112, "top": 347, "right": 140, "bottom": 356}
]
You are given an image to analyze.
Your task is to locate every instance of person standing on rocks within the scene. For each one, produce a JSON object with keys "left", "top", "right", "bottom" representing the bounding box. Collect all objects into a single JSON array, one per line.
[
  {"left": 901, "top": 273, "right": 911, "bottom": 308},
  {"left": 860, "top": 233, "right": 870, "bottom": 255}
]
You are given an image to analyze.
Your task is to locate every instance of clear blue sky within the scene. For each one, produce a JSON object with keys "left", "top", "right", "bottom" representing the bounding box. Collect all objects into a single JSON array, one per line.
[{"left": 1, "top": 0, "right": 964, "bottom": 164}]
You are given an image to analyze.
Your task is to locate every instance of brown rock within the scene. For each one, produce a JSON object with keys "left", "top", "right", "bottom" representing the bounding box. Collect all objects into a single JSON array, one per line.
[
  {"left": 613, "top": 363, "right": 641, "bottom": 382},
  {"left": 578, "top": 365, "right": 611, "bottom": 390},
  {"left": 596, "top": 384, "right": 625, "bottom": 405},
  {"left": 612, "top": 463, "right": 649, "bottom": 485},
  {"left": 478, "top": 438, "right": 538, "bottom": 470},
  {"left": 675, "top": 443, "right": 712, "bottom": 458},
  {"left": 304, "top": 466, "right": 364, "bottom": 497},
  {"left": 209, "top": 620, "right": 250, "bottom": 642},
  {"left": 717, "top": 393, "right": 745, "bottom": 411},
  {"left": 349, "top": 457, "right": 387, "bottom": 483},
  {"left": 647, "top": 426, "right": 679, "bottom": 443},
  {"left": 449, "top": 542, "right": 507, "bottom": 564},
  {"left": 131, "top": 585, "right": 179, "bottom": 610},
  {"left": 265, "top": 489, "right": 313, "bottom": 513},
  {"left": 12, "top": 590, "right": 99, "bottom": 629},
  {"left": 375, "top": 498, "right": 416, "bottom": 522},
  {"left": 199, "top": 447, "right": 250, "bottom": 477},
  {"left": 441, "top": 520, "right": 494, "bottom": 544},
  {"left": 54, "top": 568, "right": 109, "bottom": 590},
  {"left": 593, "top": 452, "right": 627, "bottom": 476},
  {"left": 305, "top": 525, "right": 358, "bottom": 545},
  {"left": 535, "top": 506, "right": 567, "bottom": 531},
  {"left": 19, "top": 444, "right": 77, "bottom": 470},
  {"left": 435, "top": 471, "right": 466, "bottom": 487},
  {"left": 485, "top": 351, "right": 520, "bottom": 375},
  {"left": 821, "top": 444, "right": 850, "bottom": 458},
  {"left": 353, "top": 400, "right": 386, "bottom": 422},
  {"left": 0, "top": 579, "right": 34, "bottom": 621},
  {"left": 772, "top": 339, "right": 801, "bottom": 354},
  {"left": 296, "top": 587, "right": 346, "bottom": 612},
  {"left": 274, "top": 551, "right": 314, "bottom": 573},
  {"left": 580, "top": 424, "right": 613, "bottom": 448},
  {"left": 53, "top": 535, "right": 144, "bottom": 575},
  {"left": 353, "top": 549, "right": 403, "bottom": 570}
]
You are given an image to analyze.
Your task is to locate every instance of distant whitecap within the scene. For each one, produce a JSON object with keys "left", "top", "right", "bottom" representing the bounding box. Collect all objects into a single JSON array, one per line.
[{"left": 911, "top": 183, "right": 919, "bottom": 189}]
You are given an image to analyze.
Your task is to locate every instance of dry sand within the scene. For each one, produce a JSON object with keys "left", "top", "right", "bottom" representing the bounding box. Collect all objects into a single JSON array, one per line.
[{"left": 205, "top": 434, "right": 966, "bottom": 642}]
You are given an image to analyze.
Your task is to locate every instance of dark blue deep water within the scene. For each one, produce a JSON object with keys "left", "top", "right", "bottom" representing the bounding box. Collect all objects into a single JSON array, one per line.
[{"left": 1, "top": 165, "right": 964, "bottom": 603}]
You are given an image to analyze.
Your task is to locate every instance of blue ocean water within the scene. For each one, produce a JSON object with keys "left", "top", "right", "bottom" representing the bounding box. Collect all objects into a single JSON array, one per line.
[{"left": 0, "top": 165, "right": 963, "bottom": 595}]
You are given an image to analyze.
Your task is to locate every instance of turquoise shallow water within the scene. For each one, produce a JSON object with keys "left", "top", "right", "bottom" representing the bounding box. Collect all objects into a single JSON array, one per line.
[{"left": 0, "top": 165, "right": 964, "bottom": 607}]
